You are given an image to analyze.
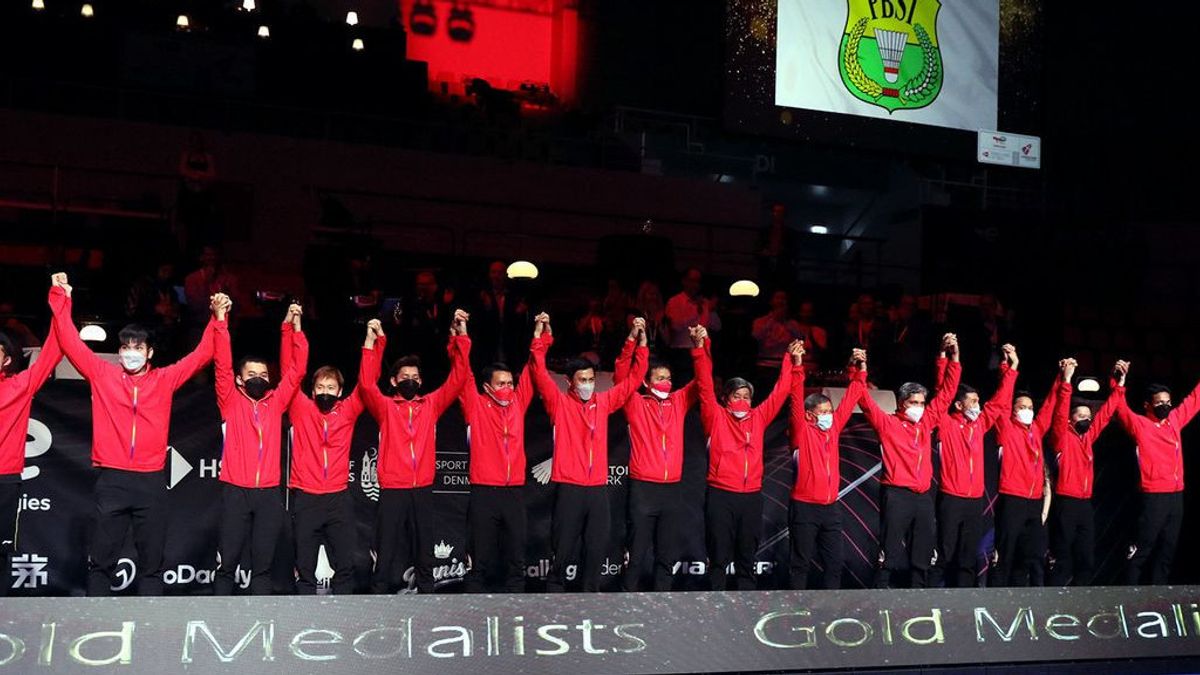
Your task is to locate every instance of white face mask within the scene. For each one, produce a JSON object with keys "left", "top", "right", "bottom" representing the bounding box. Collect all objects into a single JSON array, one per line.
[
  {"left": 963, "top": 406, "right": 982, "bottom": 421},
  {"left": 575, "top": 383, "right": 595, "bottom": 402},
  {"left": 904, "top": 406, "right": 925, "bottom": 424},
  {"left": 816, "top": 413, "right": 834, "bottom": 431},
  {"left": 650, "top": 388, "right": 670, "bottom": 400},
  {"left": 731, "top": 411, "right": 749, "bottom": 419},
  {"left": 120, "top": 351, "right": 147, "bottom": 372},
  {"left": 1016, "top": 408, "right": 1035, "bottom": 426}
]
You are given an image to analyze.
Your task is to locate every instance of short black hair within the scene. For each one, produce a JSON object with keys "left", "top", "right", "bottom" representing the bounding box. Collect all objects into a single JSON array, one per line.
[
  {"left": 0, "top": 330, "right": 21, "bottom": 375},
  {"left": 480, "top": 362, "right": 513, "bottom": 386},
  {"left": 954, "top": 384, "right": 978, "bottom": 405},
  {"left": 563, "top": 358, "right": 597, "bottom": 381},
  {"left": 1069, "top": 398, "right": 1094, "bottom": 415},
  {"left": 1013, "top": 390, "right": 1034, "bottom": 403},
  {"left": 1145, "top": 384, "right": 1172, "bottom": 403},
  {"left": 235, "top": 354, "right": 269, "bottom": 374},
  {"left": 118, "top": 324, "right": 152, "bottom": 348},
  {"left": 645, "top": 359, "right": 671, "bottom": 379},
  {"left": 804, "top": 393, "right": 832, "bottom": 412},
  {"left": 390, "top": 355, "right": 422, "bottom": 378}
]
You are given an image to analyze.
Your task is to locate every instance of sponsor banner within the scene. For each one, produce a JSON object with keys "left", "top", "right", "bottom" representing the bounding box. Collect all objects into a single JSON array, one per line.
[{"left": 1, "top": 588, "right": 1200, "bottom": 673}]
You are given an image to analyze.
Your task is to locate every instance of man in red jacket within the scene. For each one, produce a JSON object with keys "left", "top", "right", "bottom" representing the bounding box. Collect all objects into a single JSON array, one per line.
[
  {"left": 1047, "top": 358, "right": 1126, "bottom": 586},
  {"left": 787, "top": 346, "right": 867, "bottom": 590},
  {"left": 856, "top": 334, "right": 960, "bottom": 588},
  {"left": 459, "top": 352, "right": 536, "bottom": 593},
  {"left": 0, "top": 282, "right": 63, "bottom": 596},
  {"left": 1114, "top": 366, "right": 1200, "bottom": 585},
  {"left": 694, "top": 327, "right": 799, "bottom": 591},
  {"left": 213, "top": 299, "right": 308, "bottom": 595},
  {"left": 529, "top": 312, "right": 647, "bottom": 592},
  {"left": 360, "top": 310, "right": 471, "bottom": 594},
  {"left": 931, "top": 343, "right": 1018, "bottom": 588},
  {"left": 614, "top": 319, "right": 700, "bottom": 592},
  {"left": 285, "top": 320, "right": 371, "bottom": 595},
  {"left": 50, "top": 273, "right": 219, "bottom": 595},
  {"left": 991, "top": 360, "right": 1068, "bottom": 587}
]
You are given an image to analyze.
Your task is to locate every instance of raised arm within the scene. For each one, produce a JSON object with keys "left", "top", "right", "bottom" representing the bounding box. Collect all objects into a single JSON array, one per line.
[
  {"left": 754, "top": 340, "right": 798, "bottom": 422},
  {"left": 926, "top": 334, "right": 961, "bottom": 427},
  {"left": 834, "top": 350, "right": 869, "bottom": 433},
  {"left": 274, "top": 318, "right": 309, "bottom": 408},
  {"left": 1051, "top": 359, "right": 1073, "bottom": 442},
  {"left": 528, "top": 313, "right": 564, "bottom": 417},
  {"left": 690, "top": 328, "right": 719, "bottom": 413},
  {"left": 430, "top": 333, "right": 472, "bottom": 415},
  {"left": 1170, "top": 368, "right": 1200, "bottom": 428},
  {"left": 160, "top": 292, "right": 224, "bottom": 390},
  {"left": 47, "top": 278, "right": 110, "bottom": 380},
  {"left": 853, "top": 351, "right": 891, "bottom": 431},
  {"left": 358, "top": 320, "right": 388, "bottom": 420},
  {"left": 1035, "top": 369, "right": 1068, "bottom": 438},
  {"left": 1086, "top": 361, "right": 1128, "bottom": 445},
  {"left": 604, "top": 318, "right": 649, "bottom": 409},
  {"left": 213, "top": 306, "right": 235, "bottom": 413},
  {"left": 22, "top": 318, "right": 62, "bottom": 396},
  {"left": 613, "top": 336, "right": 636, "bottom": 385},
  {"left": 983, "top": 345, "right": 1019, "bottom": 429}
]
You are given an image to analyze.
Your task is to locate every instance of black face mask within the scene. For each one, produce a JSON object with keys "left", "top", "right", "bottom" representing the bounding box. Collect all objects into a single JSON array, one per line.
[
  {"left": 1153, "top": 403, "right": 1172, "bottom": 420},
  {"left": 243, "top": 377, "right": 271, "bottom": 400},
  {"left": 1074, "top": 419, "right": 1092, "bottom": 434},
  {"left": 396, "top": 379, "right": 421, "bottom": 400},
  {"left": 315, "top": 393, "right": 338, "bottom": 413}
]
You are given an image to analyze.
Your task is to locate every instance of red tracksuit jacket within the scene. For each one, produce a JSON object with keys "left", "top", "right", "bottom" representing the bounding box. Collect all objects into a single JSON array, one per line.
[
  {"left": 995, "top": 376, "right": 1064, "bottom": 500},
  {"left": 1051, "top": 379, "right": 1123, "bottom": 499},
  {"left": 0, "top": 323, "right": 62, "bottom": 476},
  {"left": 283, "top": 324, "right": 366, "bottom": 494},
  {"left": 857, "top": 360, "right": 959, "bottom": 493},
  {"left": 1114, "top": 378, "right": 1200, "bottom": 493},
  {"left": 359, "top": 334, "right": 471, "bottom": 489},
  {"left": 934, "top": 360, "right": 1016, "bottom": 499},
  {"left": 215, "top": 321, "right": 307, "bottom": 489},
  {"left": 613, "top": 338, "right": 698, "bottom": 484},
  {"left": 529, "top": 335, "right": 647, "bottom": 487},
  {"left": 459, "top": 360, "right": 535, "bottom": 487},
  {"left": 50, "top": 286, "right": 216, "bottom": 472},
  {"left": 789, "top": 365, "right": 866, "bottom": 504},
  {"left": 694, "top": 342, "right": 793, "bottom": 493}
]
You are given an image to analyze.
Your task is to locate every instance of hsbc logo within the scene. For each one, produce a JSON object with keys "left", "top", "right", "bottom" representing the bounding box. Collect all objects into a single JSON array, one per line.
[
  {"left": 22, "top": 418, "right": 51, "bottom": 481},
  {"left": 110, "top": 558, "right": 137, "bottom": 592},
  {"left": 167, "top": 447, "right": 220, "bottom": 489}
]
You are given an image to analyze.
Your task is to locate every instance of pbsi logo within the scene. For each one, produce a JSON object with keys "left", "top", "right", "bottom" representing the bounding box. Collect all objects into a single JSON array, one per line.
[
  {"left": 23, "top": 418, "right": 52, "bottom": 480},
  {"left": 360, "top": 446, "right": 380, "bottom": 502}
]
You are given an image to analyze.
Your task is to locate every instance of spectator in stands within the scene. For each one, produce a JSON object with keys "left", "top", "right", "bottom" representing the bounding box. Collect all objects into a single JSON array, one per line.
[
  {"left": 752, "top": 290, "right": 805, "bottom": 398},
  {"left": 885, "top": 294, "right": 934, "bottom": 388},
  {"left": 126, "top": 259, "right": 182, "bottom": 361},
  {"left": 391, "top": 270, "right": 454, "bottom": 383},
  {"left": 845, "top": 292, "right": 886, "bottom": 354},
  {"left": 666, "top": 268, "right": 722, "bottom": 382},
  {"left": 473, "top": 260, "right": 530, "bottom": 370},
  {"left": 794, "top": 299, "right": 829, "bottom": 375},
  {"left": 0, "top": 299, "right": 40, "bottom": 350},
  {"left": 183, "top": 245, "right": 239, "bottom": 362},
  {"left": 633, "top": 280, "right": 669, "bottom": 358}
]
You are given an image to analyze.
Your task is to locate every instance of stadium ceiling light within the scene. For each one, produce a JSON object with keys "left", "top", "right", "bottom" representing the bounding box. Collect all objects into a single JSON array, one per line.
[
  {"left": 345, "top": 11, "right": 359, "bottom": 26},
  {"left": 79, "top": 325, "right": 107, "bottom": 342},
  {"left": 32, "top": 0, "right": 46, "bottom": 11},
  {"left": 810, "top": 225, "right": 829, "bottom": 234},
  {"left": 729, "top": 280, "right": 760, "bottom": 298},
  {"left": 351, "top": 38, "right": 365, "bottom": 51},
  {"left": 257, "top": 25, "right": 270, "bottom": 38},
  {"left": 242, "top": 0, "right": 256, "bottom": 10},
  {"left": 1076, "top": 378, "right": 1101, "bottom": 393},
  {"left": 80, "top": 3, "right": 94, "bottom": 17},
  {"left": 507, "top": 261, "right": 538, "bottom": 280},
  {"left": 176, "top": 14, "right": 190, "bottom": 30}
]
